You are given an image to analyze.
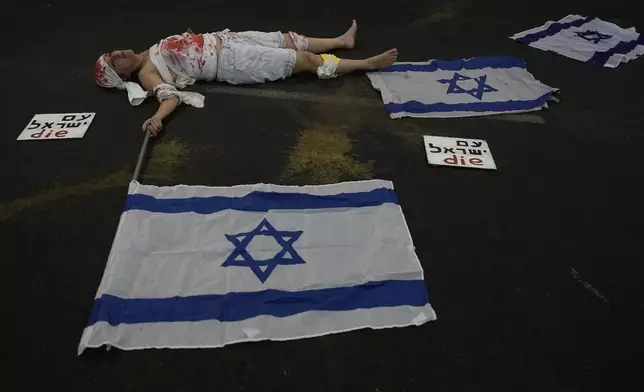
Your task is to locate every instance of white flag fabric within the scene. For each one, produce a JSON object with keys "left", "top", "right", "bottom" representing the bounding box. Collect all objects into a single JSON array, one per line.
[
  {"left": 367, "top": 56, "right": 557, "bottom": 119},
  {"left": 78, "top": 180, "right": 436, "bottom": 353},
  {"left": 511, "top": 15, "right": 644, "bottom": 67}
]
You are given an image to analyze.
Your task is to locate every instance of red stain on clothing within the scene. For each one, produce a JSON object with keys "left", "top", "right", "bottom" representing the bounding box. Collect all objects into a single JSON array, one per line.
[
  {"left": 94, "top": 59, "right": 107, "bottom": 85},
  {"left": 162, "top": 34, "right": 203, "bottom": 52},
  {"left": 161, "top": 33, "right": 206, "bottom": 72}
]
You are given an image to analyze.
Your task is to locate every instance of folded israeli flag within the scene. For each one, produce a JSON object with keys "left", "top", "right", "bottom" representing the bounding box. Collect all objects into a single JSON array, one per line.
[
  {"left": 512, "top": 15, "right": 644, "bottom": 67},
  {"left": 368, "top": 57, "right": 557, "bottom": 119},
  {"left": 78, "top": 180, "right": 435, "bottom": 353}
]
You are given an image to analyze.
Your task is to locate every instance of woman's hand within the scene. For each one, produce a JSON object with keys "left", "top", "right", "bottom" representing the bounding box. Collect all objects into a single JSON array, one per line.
[{"left": 142, "top": 116, "right": 163, "bottom": 137}]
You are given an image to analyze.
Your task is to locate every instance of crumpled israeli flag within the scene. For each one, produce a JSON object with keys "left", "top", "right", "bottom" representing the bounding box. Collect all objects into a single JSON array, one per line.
[
  {"left": 368, "top": 56, "right": 557, "bottom": 119},
  {"left": 78, "top": 180, "right": 436, "bottom": 353},
  {"left": 512, "top": 15, "right": 644, "bottom": 67}
]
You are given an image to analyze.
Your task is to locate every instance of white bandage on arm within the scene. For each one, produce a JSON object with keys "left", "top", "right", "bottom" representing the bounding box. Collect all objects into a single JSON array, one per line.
[
  {"left": 153, "top": 83, "right": 182, "bottom": 103},
  {"left": 317, "top": 54, "right": 341, "bottom": 79},
  {"left": 153, "top": 83, "right": 205, "bottom": 108}
]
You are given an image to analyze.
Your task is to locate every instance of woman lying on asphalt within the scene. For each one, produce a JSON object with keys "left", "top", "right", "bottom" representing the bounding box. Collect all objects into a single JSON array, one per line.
[{"left": 94, "top": 20, "right": 398, "bottom": 136}]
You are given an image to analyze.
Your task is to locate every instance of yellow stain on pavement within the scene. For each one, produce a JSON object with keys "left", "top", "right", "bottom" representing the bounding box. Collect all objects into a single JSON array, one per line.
[
  {"left": 145, "top": 139, "right": 190, "bottom": 183},
  {"left": 0, "top": 171, "right": 130, "bottom": 222},
  {"left": 280, "top": 123, "right": 373, "bottom": 184},
  {"left": 280, "top": 81, "right": 374, "bottom": 184},
  {"left": 0, "top": 139, "right": 191, "bottom": 221}
]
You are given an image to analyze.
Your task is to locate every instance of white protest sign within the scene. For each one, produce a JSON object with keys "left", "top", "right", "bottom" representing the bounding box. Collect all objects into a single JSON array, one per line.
[
  {"left": 17, "top": 113, "right": 96, "bottom": 141},
  {"left": 423, "top": 135, "right": 496, "bottom": 170}
]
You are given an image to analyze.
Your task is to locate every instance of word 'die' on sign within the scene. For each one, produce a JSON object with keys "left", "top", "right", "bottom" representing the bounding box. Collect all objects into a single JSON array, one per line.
[
  {"left": 423, "top": 135, "right": 496, "bottom": 170},
  {"left": 17, "top": 113, "right": 96, "bottom": 141}
]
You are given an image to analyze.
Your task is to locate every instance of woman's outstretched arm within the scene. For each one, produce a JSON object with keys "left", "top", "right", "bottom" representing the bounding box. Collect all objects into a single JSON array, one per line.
[{"left": 139, "top": 65, "right": 180, "bottom": 136}]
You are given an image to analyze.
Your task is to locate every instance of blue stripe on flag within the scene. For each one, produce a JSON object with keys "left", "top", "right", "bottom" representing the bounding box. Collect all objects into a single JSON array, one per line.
[
  {"left": 86, "top": 280, "right": 429, "bottom": 326},
  {"left": 379, "top": 56, "right": 526, "bottom": 73},
  {"left": 384, "top": 92, "right": 554, "bottom": 114},
  {"left": 586, "top": 35, "right": 644, "bottom": 66},
  {"left": 125, "top": 188, "right": 399, "bottom": 214},
  {"left": 516, "top": 16, "right": 594, "bottom": 44}
]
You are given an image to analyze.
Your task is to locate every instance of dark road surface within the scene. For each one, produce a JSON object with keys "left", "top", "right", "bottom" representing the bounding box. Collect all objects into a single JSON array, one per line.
[{"left": 4, "top": 0, "right": 644, "bottom": 390}]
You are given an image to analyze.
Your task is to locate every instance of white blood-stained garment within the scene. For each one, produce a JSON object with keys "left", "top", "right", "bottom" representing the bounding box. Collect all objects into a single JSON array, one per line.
[
  {"left": 96, "top": 30, "right": 306, "bottom": 106},
  {"left": 215, "top": 31, "right": 298, "bottom": 84}
]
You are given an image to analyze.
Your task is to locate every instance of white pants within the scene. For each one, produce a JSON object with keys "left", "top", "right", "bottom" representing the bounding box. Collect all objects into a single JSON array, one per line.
[{"left": 216, "top": 31, "right": 297, "bottom": 84}]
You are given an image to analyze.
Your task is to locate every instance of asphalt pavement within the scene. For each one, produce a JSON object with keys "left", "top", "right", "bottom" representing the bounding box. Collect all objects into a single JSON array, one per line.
[{"left": 4, "top": 0, "right": 644, "bottom": 390}]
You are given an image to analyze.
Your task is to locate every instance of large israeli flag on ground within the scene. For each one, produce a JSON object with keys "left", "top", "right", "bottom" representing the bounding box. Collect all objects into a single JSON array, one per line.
[
  {"left": 368, "top": 57, "right": 557, "bottom": 119},
  {"left": 78, "top": 180, "right": 435, "bottom": 353},
  {"left": 512, "top": 15, "right": 644, "bottom": 67}
]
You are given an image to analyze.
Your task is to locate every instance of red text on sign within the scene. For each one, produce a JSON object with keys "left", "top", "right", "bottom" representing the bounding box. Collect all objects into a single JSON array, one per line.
[
  {"left": 443, "top": 155, "right": 485, "bottom": 166},
  {"left": 31, "top": 129, "right": 69, "bottom": 139}
]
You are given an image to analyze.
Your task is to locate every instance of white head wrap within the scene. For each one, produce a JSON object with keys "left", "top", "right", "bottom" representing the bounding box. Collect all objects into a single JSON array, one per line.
[{"left": 94, "top": 55, "right": 149, "bottom": 106}]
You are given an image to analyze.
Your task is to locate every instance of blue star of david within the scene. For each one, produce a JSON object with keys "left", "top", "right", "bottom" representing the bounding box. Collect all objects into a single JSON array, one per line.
[
  {"left": 437, "top": 73, "right": 497, "bottom": 100},
  {"left": 575, "top": 30, "right": 612, "bottom": 44},
  {"left": 222, "top": 219, "right": 305, "bottom": 283}
]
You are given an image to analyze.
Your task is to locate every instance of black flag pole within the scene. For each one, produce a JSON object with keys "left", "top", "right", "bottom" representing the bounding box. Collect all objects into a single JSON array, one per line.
[{"left": 132, "top": 131, "right": 151, "bottom": 182}]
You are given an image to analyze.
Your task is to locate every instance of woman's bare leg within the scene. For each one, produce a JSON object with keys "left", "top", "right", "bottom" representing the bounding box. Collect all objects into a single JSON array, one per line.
[
  {"left": 285, "top": 20, "right": 358, "bottom": 53},
  {"left": 292, "top": 48, "right": 398, "bottom": 75}
]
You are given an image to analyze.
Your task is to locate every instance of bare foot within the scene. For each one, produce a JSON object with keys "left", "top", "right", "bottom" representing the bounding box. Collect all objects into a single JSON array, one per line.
[
  {"left": 339, "top": 19, "right": 358, "bottom": 49},
  {"left": 366, "top": 48, "right": 398, "bottom": 70}
]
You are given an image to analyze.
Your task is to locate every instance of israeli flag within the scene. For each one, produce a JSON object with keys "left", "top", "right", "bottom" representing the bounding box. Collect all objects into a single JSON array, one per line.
[
  {"left": 78, "top": 180, "right": 435, "bottom": 353},
  {"left": 512, "top": 15, "right": 644, "bottom": 67},
  {"left": 368, "top": 57, "right": 557, "bottom": 119}
]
